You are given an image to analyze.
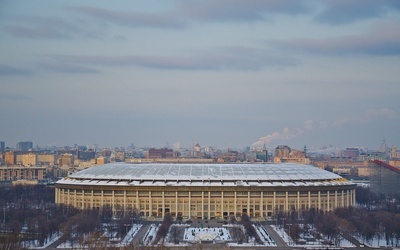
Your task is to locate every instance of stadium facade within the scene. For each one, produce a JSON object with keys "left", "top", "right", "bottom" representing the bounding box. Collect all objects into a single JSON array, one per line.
[{"left": 55, "top": 163, "right": 356, "bottom": 219}]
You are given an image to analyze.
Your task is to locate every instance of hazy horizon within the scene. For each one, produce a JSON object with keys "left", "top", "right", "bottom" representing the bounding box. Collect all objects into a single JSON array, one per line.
[{"left": 1, "top": 0, "right": 399, "bottom": 150}]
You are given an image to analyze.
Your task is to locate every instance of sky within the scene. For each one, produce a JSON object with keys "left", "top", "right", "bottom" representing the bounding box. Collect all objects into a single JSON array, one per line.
[{"left": 1, "top": 0, "right": 400, "bottom": 150}]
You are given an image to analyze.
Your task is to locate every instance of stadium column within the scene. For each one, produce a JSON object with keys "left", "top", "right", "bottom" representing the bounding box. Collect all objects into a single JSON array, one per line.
[
  {"left": 101, "top": 190, "right": 104, "bottom": 208},
  {"left": 74, "top": 189, "right": 77, "bottom": 207},
  {"left": 285, "top": 191, "right": 288, "bottom": 212},
  {"left": 346, "top": 190, "right": 349, "bottom": 206},
  {"left": 149, "top": 191, "right": 152, "bottom": 218},
  {"left": 112, "top": 191, "right": 115, "bottom": 214},
  {"left": 188, "top": 191, "right": 191, "bottom": 219},
  {"left": 297, "top": 191, "right": 300, "bottom": 216},
  {"left": 124, "top": 190, "right": 127, "bottom": 217},
  {"left": 335, "top": 190, "right": 338, "bottom": 209},
  {"left": 327, "top": 191, "right": 330, "bottom": 211},
  {"left": 162, "top": 191, "right": 165, "bottom": 218},
  {"left": 81, "top": 190, "right": 84, "bottom": 209},
  {"left": 318, "top": 191, "right": 321, "bottom": 210},
  {"left": 208, "top": 192, "right": 211, "bottom": 220},
  {"left": 136, "top": 191, "right": 139, "bottom": 214},
  {"left": 91, "top": 190, "right": 94, "bottom": 210},
  {"left": 341, "top": 190, "right": 344, "bottom": 207},
  {"left": 221, "top": 191, "right": 224, "bottom": 219},
  {"left": 353, "top": 189, "right": 356, "bottom": 206},
  {"left": 201, "top": 191, "right": 204, "bottom": 219},
  {"left": 308, "top": 191, "right": 311, "bottom": 210},
  {"left": 260, "top": 191, "right": 263, "bottom": 217},
  {"left": 247, "top": 192, "right": 250, "bottom": 217},
  {"left": 273, "top": 191, "right": 276, "bottom": 214},
  {"left": 234, "top": 191, "right": 237, "bottom": 216},
  {"left": 175, "top": 191, "right": 178, "bottom": 217}
]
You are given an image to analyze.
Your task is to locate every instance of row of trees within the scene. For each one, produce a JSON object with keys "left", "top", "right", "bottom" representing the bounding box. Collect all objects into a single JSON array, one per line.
[
  {"left": 240, "top": 214, "right": 262, "bottom": 244},
  {"left": 278, "top": 187, "right": 400, "bottom": 247},
  {"left": 0, "top": 185, "right": 143, "bottom": 249},
  {"left": 153, "top": 214, "right": 173, "bottom": 245}
]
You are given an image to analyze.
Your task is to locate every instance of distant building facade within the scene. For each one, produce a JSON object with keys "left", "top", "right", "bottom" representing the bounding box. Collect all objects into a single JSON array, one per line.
[
  {"left": 369, "top": 160, "right": 400, "bottom": 197},
  {"left": 0, "top": 166, "right": 46, "bottom": 182},
  {"left": 16, "top": 141, "right": 33, "bottom": 151},
  {"left": 78, "top": 150, "right": 96, "bottom": 162},
  {"left": 4, "top": 151, "right": 15, "bottom": 166},
  {"left": 341, "top": 148, "right": 359, "bottom": 159},
  {"left": 274, "top": 145, "right": 308, "bottom": 164},
  {"left": 147, "top": 148, "right": 173, "bottom": 159},
  {"left": 58, "top": 154, "right": 74, "bottom": 166},
  {"left": 22, "top": 153, "right": 37, "bottom": 166},
  {"left": 37, "top": 154, "right": 56, "bottom": 165}
]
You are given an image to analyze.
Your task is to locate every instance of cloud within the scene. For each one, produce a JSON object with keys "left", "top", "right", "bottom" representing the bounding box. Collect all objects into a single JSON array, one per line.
[
  {"left": 252, "top": 108, "right": 397, "bottom": 149},
  {"left": 252, "top": 127, "right": 297, "bottom": 149},
  {"left": 251, "top": 120, "right": 314, "bottom": 148},
  {"left": 5, "top": 24, "right": 70, "bottom": 39},
  {"left": 315, "top": 0, "right": 400, "bottom": 25},
  {"left": 175, "top": 0, "right": 310, "bottom": 22},
  {"left": 0, "top": 64, "right": 32, "bottom": 76},
  {"left": 332, "top": 108, "right": 397, "bottom": 127},
  {"left": 68, "top": 6, "right": 183, "bottom": 29},
  {"left": 45, "top": 47, "right": 297, "bottom": 71},
  {"left": 40, "top": 62, "right": 100, "bottom": 74},
  {"left": 269, "top": 20, "right": 400, "bottom": 56},
  {"left": 4, "top": 16, "right": 105, "bottom": 39},
  {"left": 365, "top": 108, "right": 397, "bottom": 120},
  {"left": 303, "top": 120, "right": 314, "bottom": 131},
  {"left": 68, "top": 1, "right": 310, "bottom": 29}
]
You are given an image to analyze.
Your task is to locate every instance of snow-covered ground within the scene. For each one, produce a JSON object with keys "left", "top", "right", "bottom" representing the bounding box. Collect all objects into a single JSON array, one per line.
[
  {"left": 254, "top": 224, "right": 277, "bottom": 246},
  {"left": 271, "top": 225, "right": 355, "bottom": 248},
  {"left": 356, "top": 235, "right": 399, "bottom": 248},
  {"left": 184, "top": 227, "right": 231, "bottom": 243},
  {"left": 56, "top": 223, "right": 142, "bottom": 249},
  {"left": 141, "top": 223, "right": 158, "bottom": 246},
  {"left": 21, "top": 231, "right": 62, "bottom": 249},
  {"left": 117, "top": 224, "right": 142, "bottom": 247}
]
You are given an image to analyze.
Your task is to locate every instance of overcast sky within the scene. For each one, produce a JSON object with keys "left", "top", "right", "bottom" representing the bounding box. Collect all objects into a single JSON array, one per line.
[{"left": 1, "top": 0, "right": 399, "bottom": 150}]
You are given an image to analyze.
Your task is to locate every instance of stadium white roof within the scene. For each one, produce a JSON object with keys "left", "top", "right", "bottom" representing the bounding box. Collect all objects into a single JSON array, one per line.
[{"left": 56, "top": 163, "right": 353, "bottom": 187}]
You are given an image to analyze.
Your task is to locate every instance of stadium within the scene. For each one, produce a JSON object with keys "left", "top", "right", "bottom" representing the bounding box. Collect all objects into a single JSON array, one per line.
[{"left": 55, "top": 163, "right": 356, "bottom": 220}]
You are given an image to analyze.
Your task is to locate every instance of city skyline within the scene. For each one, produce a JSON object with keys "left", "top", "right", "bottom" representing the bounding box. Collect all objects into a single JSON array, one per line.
[{"left": 1, "top": 0, "right": 400, "bottom": 149}]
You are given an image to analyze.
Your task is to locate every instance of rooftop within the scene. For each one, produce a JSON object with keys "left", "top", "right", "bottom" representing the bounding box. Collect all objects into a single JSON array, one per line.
[{"left": 56, "top": 163, "right": 352, "bottom": 187}]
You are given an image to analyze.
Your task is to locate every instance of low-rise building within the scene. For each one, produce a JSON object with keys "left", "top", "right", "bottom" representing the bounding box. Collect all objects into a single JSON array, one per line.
[{"left": 0, "top": 166, "right": 46, "bottom": 181}]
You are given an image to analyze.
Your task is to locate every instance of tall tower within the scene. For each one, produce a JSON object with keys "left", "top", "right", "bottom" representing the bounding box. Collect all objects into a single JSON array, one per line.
[{"left": 380, "top": 138, "right": 388, "bottom": 152}]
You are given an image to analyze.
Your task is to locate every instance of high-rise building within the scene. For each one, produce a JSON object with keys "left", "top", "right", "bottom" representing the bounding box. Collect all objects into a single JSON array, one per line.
[
  {"left": 16, "top": 141, "right": 33, "bottom": 151},
  {"left": 78, "top": 150, "right": 96, "bottom": 162},
  {"left": 0, "top": 141, "right": 5, "bottom": 153},
  {"left": 256, "top": 144, "right": 268, "bottom": 162}
]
